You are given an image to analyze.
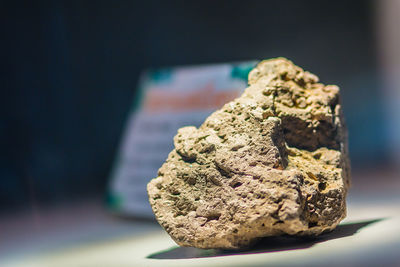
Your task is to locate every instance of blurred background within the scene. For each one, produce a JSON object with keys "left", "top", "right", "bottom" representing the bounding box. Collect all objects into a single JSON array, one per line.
[{"left": 1, "top": 0, "right": 400, "bottom": 264}]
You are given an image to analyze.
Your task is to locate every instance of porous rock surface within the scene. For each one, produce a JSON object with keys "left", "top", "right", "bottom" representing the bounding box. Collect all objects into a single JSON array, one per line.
[{"left": 147, "top": 58, "right": 350, "bottom": 249}]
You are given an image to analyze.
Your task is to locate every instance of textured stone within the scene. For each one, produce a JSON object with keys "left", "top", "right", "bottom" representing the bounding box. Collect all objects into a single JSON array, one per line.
[{"left": 147, "top": 58, "right": 350, "bottom": 249}]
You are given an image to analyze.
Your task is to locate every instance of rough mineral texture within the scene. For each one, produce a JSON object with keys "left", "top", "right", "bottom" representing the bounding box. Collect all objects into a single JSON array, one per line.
[{"left": 147, "top": 58, "right": 350, "bottom": 249}]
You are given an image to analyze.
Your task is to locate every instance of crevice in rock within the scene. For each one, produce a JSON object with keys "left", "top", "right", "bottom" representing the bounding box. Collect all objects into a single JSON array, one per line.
[
  {"left": 269, "top": 88, "right": 278, "bottom": 117},
  {"left": 308, "top": 221, "right": 318, "bottom": 228},
  {"left": 230, "top": 181, "right": 243, "bottom": 188},
  {"left": 176, "top": 151, "right": 197, "bottom": 163},
  {"left": 318, "top": 182, "right": 327, "bottom": 191},
  {"left": 215, "top": 162, "right": 232, "bottom": 178},
  {"left": 273, "top": 220, "right": 284, "bottom": 225},
  {"left": 206, "top": 214, "right": 221, "bottom": 221}
]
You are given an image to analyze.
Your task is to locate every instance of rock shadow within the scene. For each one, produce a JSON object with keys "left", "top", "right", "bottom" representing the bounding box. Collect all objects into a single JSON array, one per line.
[{"left": 147, "top": 218, "right": 383, "bottom": 259}]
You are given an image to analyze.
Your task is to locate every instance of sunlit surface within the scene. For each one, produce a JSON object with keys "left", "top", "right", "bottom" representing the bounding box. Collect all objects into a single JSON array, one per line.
[{"left": 2, "top": 169, "right": 400, "bottom": 267}]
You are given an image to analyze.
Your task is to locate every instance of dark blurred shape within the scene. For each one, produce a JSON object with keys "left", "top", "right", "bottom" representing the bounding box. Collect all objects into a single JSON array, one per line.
[
  {"left": 148, "top": 219, "right": 383, "bottom": 259},
  {"left": 1, "top": 0, "right": 387, "bottom": 211}
]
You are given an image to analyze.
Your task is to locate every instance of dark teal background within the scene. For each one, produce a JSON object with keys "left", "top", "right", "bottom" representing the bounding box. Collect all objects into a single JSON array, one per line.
[{"left": 1, "top": 0, "right": 388, "bottom": 210}]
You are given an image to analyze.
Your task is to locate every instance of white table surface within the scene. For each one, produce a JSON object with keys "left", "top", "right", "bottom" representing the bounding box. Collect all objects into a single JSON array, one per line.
[{"left": 1, "top": 167, "right": 400, "bottom": 267}]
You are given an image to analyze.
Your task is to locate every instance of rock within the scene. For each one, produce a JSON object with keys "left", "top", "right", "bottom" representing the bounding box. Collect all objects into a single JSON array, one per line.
[{"left": 147, "top": 58, "right": 350, "bottom": 249}]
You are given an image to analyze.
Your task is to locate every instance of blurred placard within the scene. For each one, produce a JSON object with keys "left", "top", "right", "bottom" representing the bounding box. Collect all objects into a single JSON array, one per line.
[{"left": 107, "top": 61, "right": 256, "bottom": 218}]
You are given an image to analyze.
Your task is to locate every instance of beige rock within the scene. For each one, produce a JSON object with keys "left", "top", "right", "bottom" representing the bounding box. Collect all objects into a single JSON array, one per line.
[{"left": 147, "top": 58, "right": 350, "bottom": 249}]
